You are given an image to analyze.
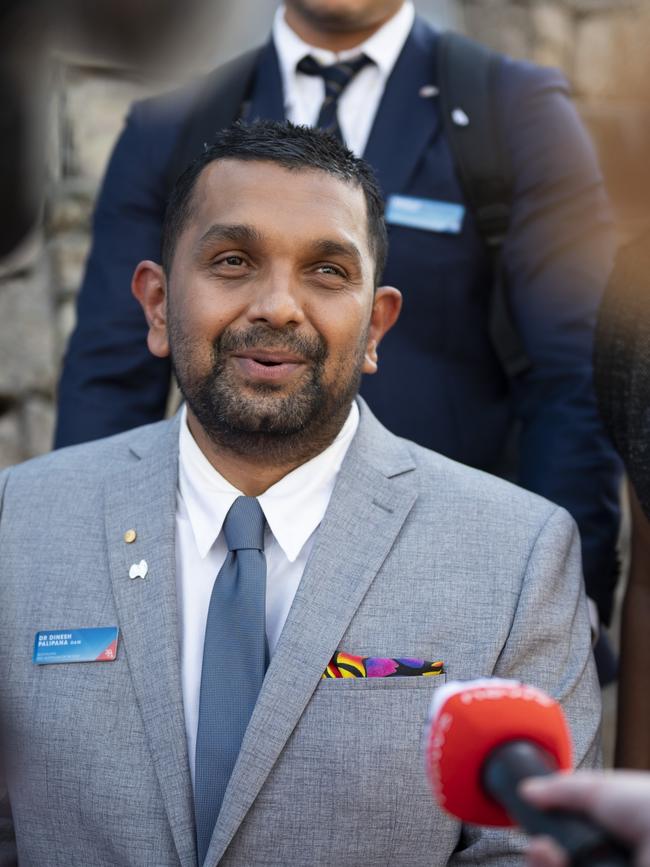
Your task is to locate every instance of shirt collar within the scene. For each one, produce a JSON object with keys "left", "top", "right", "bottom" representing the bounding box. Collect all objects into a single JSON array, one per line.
[
  {"left": 273, "top": 1, "right": 415, "bottom": 89},
  {"left": 178, "top": 402, "right": 359, "bottom": 563}
]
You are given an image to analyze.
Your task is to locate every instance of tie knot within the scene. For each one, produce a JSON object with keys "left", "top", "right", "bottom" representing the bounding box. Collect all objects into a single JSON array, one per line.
[
  {"left": 297, "top": 53, "right": 373, "bottom": 95},
  {"left": 223, "top": 496, "right": 265, "bottom": 552}
]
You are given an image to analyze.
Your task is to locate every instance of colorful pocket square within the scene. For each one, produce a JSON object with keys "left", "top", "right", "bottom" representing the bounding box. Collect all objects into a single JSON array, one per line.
[{"left": 322, "top": 651, "right": 444, "bottom": 679}]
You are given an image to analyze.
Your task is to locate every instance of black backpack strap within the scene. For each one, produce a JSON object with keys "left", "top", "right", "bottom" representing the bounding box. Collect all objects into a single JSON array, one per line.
[
  {"left": 163, "top": 46, "right": 263, "bottom": 195},
  {"left": 438, "top": 31, "right": 531, "bottom": 378}
]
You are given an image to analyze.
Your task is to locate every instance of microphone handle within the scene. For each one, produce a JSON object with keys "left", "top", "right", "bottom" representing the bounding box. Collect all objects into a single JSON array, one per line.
[{"left": 482, "top": 741, "right": 633, "bottom": 867}]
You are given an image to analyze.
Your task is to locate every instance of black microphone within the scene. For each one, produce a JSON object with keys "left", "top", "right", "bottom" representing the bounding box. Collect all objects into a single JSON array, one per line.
[{"left": 483, "top": 740, "right": 632, "bottom": 867}]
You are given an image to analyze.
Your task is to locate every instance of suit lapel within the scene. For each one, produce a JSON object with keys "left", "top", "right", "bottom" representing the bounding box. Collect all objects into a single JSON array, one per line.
[
  {"left": 206, "top": 403, "right": 417, "bottom": 865},
  {"left": 104, "top": 417, "right": 197, "bottom": 867},
  {"left": 246, "top": 41, "right": 286, "bottom": 123},
  {"left": 364, "top": 18, "right": 441, "bottom": 195}
]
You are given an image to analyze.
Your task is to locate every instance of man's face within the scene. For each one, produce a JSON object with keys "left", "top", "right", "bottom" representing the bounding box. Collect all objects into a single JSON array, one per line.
[
  {"left": 135, "top": 159, "right": 400, "bottom": 459},
  {"left": 285, "top": 0, "right": 404, "bottom": 33}
]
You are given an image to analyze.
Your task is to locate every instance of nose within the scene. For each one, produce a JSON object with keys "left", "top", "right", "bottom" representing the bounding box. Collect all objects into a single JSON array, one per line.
[{"left": 245, "top": 267, "right": 305, "bottom": 329}]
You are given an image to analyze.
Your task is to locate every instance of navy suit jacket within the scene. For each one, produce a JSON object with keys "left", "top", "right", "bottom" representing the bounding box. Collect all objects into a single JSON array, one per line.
[{"left": 55, "top": 18, "right": 621, "bottom": 621}]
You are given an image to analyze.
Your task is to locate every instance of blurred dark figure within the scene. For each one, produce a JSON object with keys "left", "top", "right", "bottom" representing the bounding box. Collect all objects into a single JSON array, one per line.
[
  {"left": 595, "top": 231, "right": 650, "bottom": 770},
  {"left": 0, "top": 1, "right": 44, "bottom": 258},
  {"left": 0, "top": 0, "right": 213, "bottom": 260}
]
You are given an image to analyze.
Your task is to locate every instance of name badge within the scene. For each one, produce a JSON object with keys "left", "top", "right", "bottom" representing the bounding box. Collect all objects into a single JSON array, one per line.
[
  {"left": 385, "top": 195, "right": 465, "bottom": 234},
  {"left": 33, "top": 627, "right": 119, "bottom": 665}
]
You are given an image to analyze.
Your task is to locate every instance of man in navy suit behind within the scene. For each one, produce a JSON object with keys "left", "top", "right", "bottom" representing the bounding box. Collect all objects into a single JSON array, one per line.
[{"left": 55, "top": 0, "right": 621, "bottom": 634}]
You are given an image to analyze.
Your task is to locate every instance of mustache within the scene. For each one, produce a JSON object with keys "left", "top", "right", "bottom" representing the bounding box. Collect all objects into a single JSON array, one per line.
[{"left": 213, "top": 325, "right": 327, "bottom": 363}]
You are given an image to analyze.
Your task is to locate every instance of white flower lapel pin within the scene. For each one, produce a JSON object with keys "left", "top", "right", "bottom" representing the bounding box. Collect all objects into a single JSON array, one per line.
[{"left": 129, "top": 559, "right": 148, "bottom": 580}]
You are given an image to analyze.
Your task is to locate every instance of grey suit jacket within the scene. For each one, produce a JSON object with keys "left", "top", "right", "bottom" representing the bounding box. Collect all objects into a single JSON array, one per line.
[{"left": 0, "top": 400, "right": 600, "bottom": 867}]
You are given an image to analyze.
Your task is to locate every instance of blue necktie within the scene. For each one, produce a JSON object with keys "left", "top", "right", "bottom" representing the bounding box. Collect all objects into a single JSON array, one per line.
[
  {"left": 297, "top": 54, "right": 374, "bottom": 143},
  {"left": 194, "top": 496, "right": 267, "bottom": 865}
]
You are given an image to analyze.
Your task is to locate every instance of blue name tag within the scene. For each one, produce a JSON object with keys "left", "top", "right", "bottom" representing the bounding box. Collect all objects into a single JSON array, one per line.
[
  {"left": 385, "top": 195, "right": 465, "bottom": 234},
  {"left": 33, "top": 627, "right": 119, "bottom": 665}
]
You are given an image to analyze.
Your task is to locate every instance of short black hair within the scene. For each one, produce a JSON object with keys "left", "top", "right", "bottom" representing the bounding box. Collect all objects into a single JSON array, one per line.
[{"left": 161, "top": 120, "right": 388, "bottom": 284}]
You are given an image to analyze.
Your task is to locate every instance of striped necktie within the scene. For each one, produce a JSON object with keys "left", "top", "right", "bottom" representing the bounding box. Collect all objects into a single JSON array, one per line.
[{"left": 297, "top": 53, "right": 374, "bottom": 142}]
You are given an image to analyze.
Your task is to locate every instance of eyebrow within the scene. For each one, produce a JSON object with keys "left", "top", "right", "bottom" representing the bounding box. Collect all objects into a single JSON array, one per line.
[
  {"left": 194, "top": 223, "right": 263, "bottom": 256},
  {"left": 310, "top": 239, "right": 363, "bottom": 268}
]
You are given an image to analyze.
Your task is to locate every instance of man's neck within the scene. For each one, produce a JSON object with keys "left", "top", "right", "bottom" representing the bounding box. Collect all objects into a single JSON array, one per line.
[
  {"left": 185, "top": 407, "right": 350, "bottom": 497},
  {"left": 283, "top": 2, "right": 404, "bottom": 53}
]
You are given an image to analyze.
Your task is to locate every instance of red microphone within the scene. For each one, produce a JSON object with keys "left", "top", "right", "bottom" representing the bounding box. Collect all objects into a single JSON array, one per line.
[
  {"left": 423, "top": 678, "right": 631, "bottom": 867},
  {"left": 425, "top": 678, "right": 571, "bottom": 826}
]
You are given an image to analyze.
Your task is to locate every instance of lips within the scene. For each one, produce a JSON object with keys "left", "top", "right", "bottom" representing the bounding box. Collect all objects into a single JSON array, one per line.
[
  {"left": 230, "top": 349, "right": 307, "bottom": 383},
  {"left": 233, "top": 349, "right": 306, "bottom": 365}
]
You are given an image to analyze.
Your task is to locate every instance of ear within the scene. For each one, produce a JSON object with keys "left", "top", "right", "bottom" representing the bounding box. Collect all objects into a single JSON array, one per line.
[
  {"left": 362, "top": 285, "right": 402, "bottom": 375},
  {"left": 131, "top": 260, "right": 170, "bottom": 358}
]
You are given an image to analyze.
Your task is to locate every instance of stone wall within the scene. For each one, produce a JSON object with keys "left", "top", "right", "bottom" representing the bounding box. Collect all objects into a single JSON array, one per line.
[
  {"left": 0, "top": 64, "right": 151, "bottom": 466},
  {"left": 1, "top": 0, "right": 649, "bottom": 468}
]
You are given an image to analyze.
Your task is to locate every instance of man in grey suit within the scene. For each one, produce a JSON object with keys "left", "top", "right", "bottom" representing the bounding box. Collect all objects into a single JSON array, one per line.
[{"left": 0, "top": 122, "right": 600, "bottom": 867}]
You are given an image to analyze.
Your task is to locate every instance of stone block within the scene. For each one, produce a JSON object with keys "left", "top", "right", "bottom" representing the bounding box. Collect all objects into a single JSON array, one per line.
[
  {"left": 23, "top": 396, "right": 56, "bottom": 458},
  {"left": 46, "top": 178, "right": 96, "bottom": 235},
  {"left": 0, "top": 408, "right": 25, "bottom": 469},
  {"left": 62, "top": 69, "right": 148, "bottom": 182},
  {"left": 531, "top": 3, "right": 574, "bottom": 74},
  {"left": 578, "top": 100, "right": 650, "bottom": 239},
  {"left": 574, "top": 11, "right": 650, "bottom": 99},
  {"left": 462, "top": 2, "right": 532, "bottom": 59},
  {"left": 0, "top": 264, "right": 56, "bottom": 397},
  {"left": 56, "top": 297, "right": 77, "bottom": 359},
  {"left": 48, "top": 232, "right": 91, "bottom": 299},
  {"left": 564, "top": 0, "right": 637, "bottom": 12}
]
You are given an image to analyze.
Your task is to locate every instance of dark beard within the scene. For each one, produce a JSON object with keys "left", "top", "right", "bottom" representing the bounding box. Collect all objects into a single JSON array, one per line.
[{"left": 170, "top": 323, "right": 364, "bottom": 464}]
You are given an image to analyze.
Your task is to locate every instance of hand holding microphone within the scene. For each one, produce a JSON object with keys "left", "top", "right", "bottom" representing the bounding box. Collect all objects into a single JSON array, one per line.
[
  {"left": 424, "top": 679, "right": 633, "bottom": 867},
  {"left": 521, "top": 772, "right": 650, "bottom": 867}
]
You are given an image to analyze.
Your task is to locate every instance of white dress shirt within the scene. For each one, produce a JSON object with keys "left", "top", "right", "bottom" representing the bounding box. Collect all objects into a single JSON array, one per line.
[
  {"left": 175, "top": 402, "right": 359, "bottom": 783},
  {"left": 273, "top": 1, "right": 415, "bottom": 156}
]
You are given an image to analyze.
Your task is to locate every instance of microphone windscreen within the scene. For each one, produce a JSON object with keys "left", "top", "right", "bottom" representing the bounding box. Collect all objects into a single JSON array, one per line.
[{"left": 424, "top": 679, "right": 572, "bottom": 827}]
